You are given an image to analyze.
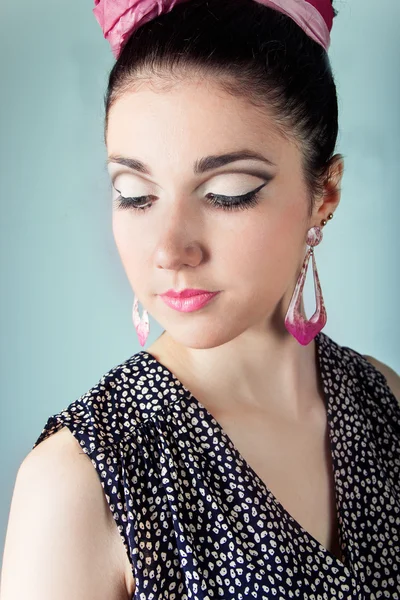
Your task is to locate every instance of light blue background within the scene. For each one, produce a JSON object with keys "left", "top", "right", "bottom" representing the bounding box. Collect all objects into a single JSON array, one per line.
[{"left": 1, "top": 0, "right": 399, "bottom": 566}]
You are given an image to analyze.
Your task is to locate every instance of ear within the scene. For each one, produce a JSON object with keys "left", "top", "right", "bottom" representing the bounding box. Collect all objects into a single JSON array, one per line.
[{"left": 313, "top": 153, "right": 345, "bottom": 225}]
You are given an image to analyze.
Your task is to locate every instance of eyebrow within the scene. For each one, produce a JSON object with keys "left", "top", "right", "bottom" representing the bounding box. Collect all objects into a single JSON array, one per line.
[{"left": 106, "top": 149, "right": 276, "bottom": 176}]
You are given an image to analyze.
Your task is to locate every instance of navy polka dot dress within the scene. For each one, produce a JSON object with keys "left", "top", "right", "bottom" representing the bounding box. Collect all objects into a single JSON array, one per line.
[{"left": 33, "top": 332, "right": 400, "bottom": 599}]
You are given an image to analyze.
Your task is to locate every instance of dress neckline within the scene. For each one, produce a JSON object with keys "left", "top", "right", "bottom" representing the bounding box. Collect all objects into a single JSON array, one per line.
[{"left": 138, "top": 331, "right": 353, "bottom": 575}]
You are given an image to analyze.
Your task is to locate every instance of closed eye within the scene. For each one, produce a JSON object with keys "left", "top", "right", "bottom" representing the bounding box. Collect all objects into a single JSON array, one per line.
[{"left": 113, "top": 181, "right": 269, "bottom": 212}]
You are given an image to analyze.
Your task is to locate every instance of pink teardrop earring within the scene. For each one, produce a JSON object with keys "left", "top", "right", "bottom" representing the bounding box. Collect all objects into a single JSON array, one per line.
[
  {"left": 284, "top": 213, "right": 333, "bottom": 345},
  {"left": 132, "top": 294, "right": 150, "bottom": 347}
]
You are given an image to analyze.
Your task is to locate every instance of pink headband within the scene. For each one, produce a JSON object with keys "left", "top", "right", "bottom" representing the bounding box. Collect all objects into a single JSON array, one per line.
[{"left": 93, "top": 0, "right": 334, "bottom": 60}]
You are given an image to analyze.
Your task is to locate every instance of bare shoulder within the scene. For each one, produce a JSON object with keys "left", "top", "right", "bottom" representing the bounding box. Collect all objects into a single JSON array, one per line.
[
  {"left": 363, "top": 355, "right": 400, "bottom": 406},
  {"left": 0, "top": 426, "right": 134, "bottom": 600}
]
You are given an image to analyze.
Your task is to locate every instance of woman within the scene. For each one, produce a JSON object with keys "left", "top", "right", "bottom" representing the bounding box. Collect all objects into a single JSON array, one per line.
[{"left": 1, "top": 0, "right": 399, "bottom": 598}]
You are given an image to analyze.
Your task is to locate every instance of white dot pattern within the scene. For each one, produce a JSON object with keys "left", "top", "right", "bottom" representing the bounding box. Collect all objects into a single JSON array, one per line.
[{"left": 33, "top": 332, "right": 400, "bottom": 599}]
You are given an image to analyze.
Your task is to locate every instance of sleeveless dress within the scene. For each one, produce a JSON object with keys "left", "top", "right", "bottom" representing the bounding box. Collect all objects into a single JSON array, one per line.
[{"left": 32, "top": 331, "right": 400, "bottom": 599}]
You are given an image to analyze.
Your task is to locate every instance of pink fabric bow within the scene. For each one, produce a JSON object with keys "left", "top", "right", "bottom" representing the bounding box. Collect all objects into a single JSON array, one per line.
[
  {"left": 93, "top": 0, "right": 189, "bottom": 58},
  {"left": 93, "top": 0, "right": 333, "bottom": 59}
]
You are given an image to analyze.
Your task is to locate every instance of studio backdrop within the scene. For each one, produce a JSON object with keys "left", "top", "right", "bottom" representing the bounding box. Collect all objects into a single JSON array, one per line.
[{"left": 0, "top": 0, "right": 399, "bottom": 563}]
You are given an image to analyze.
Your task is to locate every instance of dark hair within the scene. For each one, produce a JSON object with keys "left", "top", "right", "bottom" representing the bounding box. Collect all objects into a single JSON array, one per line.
[{"left": 104, "top": 0, "right": 339, "bottom": 216}]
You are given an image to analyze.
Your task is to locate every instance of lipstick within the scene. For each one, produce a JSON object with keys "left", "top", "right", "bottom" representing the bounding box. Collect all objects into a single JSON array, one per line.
[{"left": 160, "top": 290, "right": 219, "bottom": 312}]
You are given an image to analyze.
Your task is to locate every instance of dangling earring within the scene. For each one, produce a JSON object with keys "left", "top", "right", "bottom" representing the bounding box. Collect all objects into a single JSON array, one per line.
[
  {"left": 284, "top": 213, "right": 333, "bottom": 345},
  {"left": 132, "top": 294, "right": 150, "bottom": 347}
]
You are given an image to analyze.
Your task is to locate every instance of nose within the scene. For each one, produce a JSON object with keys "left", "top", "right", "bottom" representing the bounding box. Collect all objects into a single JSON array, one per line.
[{"left": 154, "top": 199, "right": 204, "bottom": 271}]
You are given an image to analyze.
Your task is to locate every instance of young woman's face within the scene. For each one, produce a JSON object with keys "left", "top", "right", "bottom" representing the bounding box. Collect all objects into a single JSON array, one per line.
[{"left": 106, "top": 77, "right": 318, "bottom": 349}]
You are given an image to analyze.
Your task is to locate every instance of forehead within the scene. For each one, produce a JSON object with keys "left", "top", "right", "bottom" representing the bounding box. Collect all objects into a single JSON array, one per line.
[{"left": 106, "top": 78, "right": 292, "bottom": 161}]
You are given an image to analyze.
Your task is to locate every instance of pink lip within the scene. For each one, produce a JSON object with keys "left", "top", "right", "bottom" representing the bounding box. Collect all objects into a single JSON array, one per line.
[
  {"left": 160, "top": 291, "right": 220, "bottom": 312},
  {"left": 161, "top": 288, "right": 215, "bottom": 298}
]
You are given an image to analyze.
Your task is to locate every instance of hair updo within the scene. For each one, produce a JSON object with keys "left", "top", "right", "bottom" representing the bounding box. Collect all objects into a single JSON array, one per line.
[{"left": 104, "top": 0, "right": 339, "bottom": 216}]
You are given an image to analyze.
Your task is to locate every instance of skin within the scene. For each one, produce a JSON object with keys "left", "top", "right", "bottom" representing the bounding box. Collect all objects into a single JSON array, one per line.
[
  {"left": 2, "top": 74, "right": 398, "bottom": 600},
  {"left": 106, "top": 77, "right": 400, "bottom": 570},
  {"left": 107, "top": 74, "right": 346, "bottom": 420},
  {"left": 107, "top": 76, "right": 400, "bottom": 415},
  {"left": 0, "top": 427, "right": 133, "bottom": 600}
]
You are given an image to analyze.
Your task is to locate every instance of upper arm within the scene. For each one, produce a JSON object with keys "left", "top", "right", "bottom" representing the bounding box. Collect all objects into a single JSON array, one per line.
[
  {"left": 0, "top": 427, "right": 131, "bottom": 600},
  {"left": 363, "top": 354, "right": 400, "bottom": 407}
]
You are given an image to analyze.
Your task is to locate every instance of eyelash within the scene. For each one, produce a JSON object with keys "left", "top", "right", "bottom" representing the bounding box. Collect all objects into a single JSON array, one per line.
[{"left": 113, "top": 182, "right": 268, "bottom": 213}]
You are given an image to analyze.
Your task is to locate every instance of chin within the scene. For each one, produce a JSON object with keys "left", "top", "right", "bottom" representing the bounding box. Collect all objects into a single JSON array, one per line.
[{"left": 157, "top": 317, "right": 250, "bottom": 351}]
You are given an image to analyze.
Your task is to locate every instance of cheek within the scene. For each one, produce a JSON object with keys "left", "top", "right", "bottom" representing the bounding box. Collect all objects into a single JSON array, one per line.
[
  {"left": 223, "top": 205, "right": 307, "bottom": 311},
  {"left": 228, "top": 202, "right": 305, "bottom": 275},
  {"left": 111, "top": 194, "right": 307, "bottom": 299},
  {"left": 112, "top": 213, "right": 148, "bottom": 282}
]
